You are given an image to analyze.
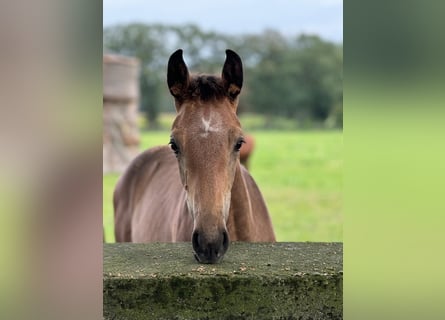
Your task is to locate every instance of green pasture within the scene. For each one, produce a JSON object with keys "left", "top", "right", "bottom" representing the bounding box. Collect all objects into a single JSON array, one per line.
[{"left": 103, "top": 120, "right": 342, "bottom": 243}]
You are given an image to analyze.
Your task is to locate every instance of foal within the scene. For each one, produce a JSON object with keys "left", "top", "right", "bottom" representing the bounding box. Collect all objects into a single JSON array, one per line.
[{"left": 114, "top": 49, "right": 275, "bottom": 263}]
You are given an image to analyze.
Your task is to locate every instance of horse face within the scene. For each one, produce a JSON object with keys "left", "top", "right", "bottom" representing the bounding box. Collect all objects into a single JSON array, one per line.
[{"left": 167, "top": 49, "right": 243, "bottom": 263}]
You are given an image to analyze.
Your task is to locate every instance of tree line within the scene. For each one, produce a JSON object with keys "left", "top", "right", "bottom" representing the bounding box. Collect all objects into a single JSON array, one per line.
[{"left": 103, "top": 23, "right": 342, "bottom": 129}]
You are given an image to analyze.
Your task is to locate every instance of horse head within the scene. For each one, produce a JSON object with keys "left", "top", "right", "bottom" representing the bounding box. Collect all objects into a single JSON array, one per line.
[{"left": 167, "top": 49, "right": 244, "bottom": 263}]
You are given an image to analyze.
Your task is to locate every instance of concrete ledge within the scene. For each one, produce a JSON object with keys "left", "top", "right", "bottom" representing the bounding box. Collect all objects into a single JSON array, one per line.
[{"left": 104, "top": 242, "right": 343, "bottom": 320}]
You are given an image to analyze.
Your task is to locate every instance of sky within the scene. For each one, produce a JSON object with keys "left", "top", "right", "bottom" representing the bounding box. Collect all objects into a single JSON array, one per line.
[{"left": 103, "top": 0, "right": 343, "bottom": 43}]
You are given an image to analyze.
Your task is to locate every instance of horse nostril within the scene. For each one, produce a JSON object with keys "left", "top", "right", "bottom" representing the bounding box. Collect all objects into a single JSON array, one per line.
[
  {"left": 192, "top": 231, "right": 200, "bottom": 252},
  {"left": 222, "top": 230, "right": 229, "bottom": 251}
]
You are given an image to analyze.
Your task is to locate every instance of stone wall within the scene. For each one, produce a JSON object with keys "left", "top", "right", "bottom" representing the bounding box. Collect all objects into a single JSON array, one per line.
[
  {"left": 104, "top": 242, "right": 343, "bottom": 319},
  {"left": 103, "top": 54, "right": 140, "bottom": 173}
]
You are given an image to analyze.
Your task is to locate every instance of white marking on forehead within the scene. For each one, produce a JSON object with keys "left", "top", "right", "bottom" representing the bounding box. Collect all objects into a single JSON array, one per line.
[{"left": 200, "top": 111, "right": 221, "bottom": 138}]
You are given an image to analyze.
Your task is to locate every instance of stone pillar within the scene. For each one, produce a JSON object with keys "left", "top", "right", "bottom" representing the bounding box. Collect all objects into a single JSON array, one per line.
[{"left": 103, "top": 54, "right": 140, "bottom": 173}]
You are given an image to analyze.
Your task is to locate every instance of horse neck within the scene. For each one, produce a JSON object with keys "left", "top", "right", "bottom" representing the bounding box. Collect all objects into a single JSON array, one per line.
[{"left": 227, "top": 163, "right": 255, "bottom": 241}]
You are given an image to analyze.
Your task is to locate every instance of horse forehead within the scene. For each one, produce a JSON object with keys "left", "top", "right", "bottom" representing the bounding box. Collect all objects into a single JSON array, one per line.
[
  {"left": 183, "top": 105, "right": 233, "bottom": 134},
  {"left": 199, "top": 109, "right": 222, "bottom": 133}
]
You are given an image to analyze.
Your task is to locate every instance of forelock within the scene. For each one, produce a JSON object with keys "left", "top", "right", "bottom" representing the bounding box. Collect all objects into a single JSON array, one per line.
[{"left": 186, "top": 75, "right": 227, "bottom": 101}]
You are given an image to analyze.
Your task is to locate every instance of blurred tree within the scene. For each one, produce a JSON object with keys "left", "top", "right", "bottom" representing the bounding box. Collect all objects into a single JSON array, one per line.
[
  {"left": 103, "top": 24, "right": 343, "bottom": 129},
  {"left": 247, "top": 34, "right": 342, "bottom": 127}
]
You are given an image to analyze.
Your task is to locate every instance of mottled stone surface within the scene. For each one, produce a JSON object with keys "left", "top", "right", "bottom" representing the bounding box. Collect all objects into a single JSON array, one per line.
[{"left": 104, "top": 242, "right": 343, "bottom": 319}]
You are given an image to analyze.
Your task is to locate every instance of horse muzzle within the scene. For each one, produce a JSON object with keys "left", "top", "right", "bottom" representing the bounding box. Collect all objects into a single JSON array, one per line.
[{"left": 192, "top": 229, "right": 229, "bottom": 264}]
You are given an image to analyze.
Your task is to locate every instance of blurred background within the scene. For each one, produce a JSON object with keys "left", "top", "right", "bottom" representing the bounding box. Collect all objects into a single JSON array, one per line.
[{"left": 103, "top": 0, "right": 343, "bottom": 243}]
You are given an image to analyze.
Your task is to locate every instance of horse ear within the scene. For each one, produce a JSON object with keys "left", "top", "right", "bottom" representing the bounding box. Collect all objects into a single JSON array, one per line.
[
  {"left": 167, "top": 49, "right": 189, "bottom": 100},
  {"left": 222, "top": 49, "right": 243, "bottom": 100}
]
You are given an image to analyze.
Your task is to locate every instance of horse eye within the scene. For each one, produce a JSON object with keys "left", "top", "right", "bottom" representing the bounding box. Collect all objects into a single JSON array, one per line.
[
  {"left": 169, "top": 138, "right": 180, "bottom": 155},
  {"left": 234, "top": 138, "right": 245, "bottom": 152}
]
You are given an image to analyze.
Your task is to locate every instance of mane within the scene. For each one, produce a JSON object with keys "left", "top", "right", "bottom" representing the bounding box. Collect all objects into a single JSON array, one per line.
[{"left": 186, "top": 75, "right": 227, "bottom": 101}]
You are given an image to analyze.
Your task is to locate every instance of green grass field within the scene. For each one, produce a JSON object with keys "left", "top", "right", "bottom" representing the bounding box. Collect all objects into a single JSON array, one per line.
[{"left": 103, "top": 126, "right": 342, "bottom": 243}]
